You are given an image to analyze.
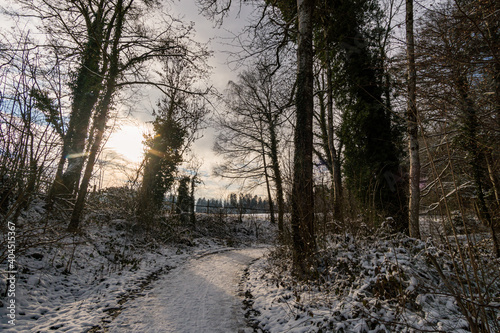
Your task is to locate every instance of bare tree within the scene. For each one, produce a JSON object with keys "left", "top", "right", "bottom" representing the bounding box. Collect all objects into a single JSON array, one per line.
[
  {"left": 199, "top": 0, "right": 318, "bottom": 273},
  {"left": 0, "top": 29, "right": 62, "bottom": 221},
  {"left": 214, "top": 65, "right": 292, "bottom": 234},
  {"left": 314, "top": 61, "right": 343, "bottom": 223},
  {"left": 68, "top": 0, "right": 127, "bottom": 231},
  {"left": 406, "top": 0, "right": 420, "bottom": 239},
  {"left": 417, "top": 0, "right": 499, "bottom": 256}
]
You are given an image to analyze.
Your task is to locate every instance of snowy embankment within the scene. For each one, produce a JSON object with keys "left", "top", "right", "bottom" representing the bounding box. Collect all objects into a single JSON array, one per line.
[{"left": 242, "top": 236, "right": 500, "bottom": 333}]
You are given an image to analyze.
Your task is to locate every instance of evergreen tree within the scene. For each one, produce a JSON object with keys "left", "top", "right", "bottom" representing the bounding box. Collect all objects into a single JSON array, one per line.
[
  {"left": 137, "top": 116, "right": 185, "bottom": 225},
  {"left": 176, "top": 176, "right": 192, "bottom": 224},
  {"left": 136, "top": 55, "right": 208, "bottom": 227},
  {"left": 196, "top": 197, "right": 207, "bottom": 213},
  {"left": 331, "top": 0, "right": 406, "bottom": 229}
]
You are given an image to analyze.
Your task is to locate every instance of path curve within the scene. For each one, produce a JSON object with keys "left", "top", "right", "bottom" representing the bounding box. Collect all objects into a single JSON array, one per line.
[{"left": 108, "top": 247, "right": 267, "bottom": 333}]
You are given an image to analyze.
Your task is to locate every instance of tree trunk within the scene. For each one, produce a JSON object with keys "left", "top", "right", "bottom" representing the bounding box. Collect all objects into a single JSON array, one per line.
[
  {"left": 266, "top": 113, "right": 285, "bottom": 235},
  {"left": 68, "top": 97, "right": 108, "bottom": 232},
  {"left": 68, "top": 0, "right": 124, "bottom": 232},
  {"left": 262, "top": 145, "right": 276, "bottom": 226},
  {"left": 406, "top": 0, "right": 420, "bottom": 239},
  {"left": 190, "top": 176, "right": 196, "bottom": 229},
  {"left": 50, "top": 5, "right": 106, "bottom": 200},
  {"left": 490, "top": 20, "right": 500, "bottom": 258},
  {"left": 291, "top": 0, "right": 316, "bottom": 276},
  {"left": 326, "top": 58, "right": 343, "bottom": 222},
  {"left": 271, "top": 157, "right": 285, "bottom": 236}
]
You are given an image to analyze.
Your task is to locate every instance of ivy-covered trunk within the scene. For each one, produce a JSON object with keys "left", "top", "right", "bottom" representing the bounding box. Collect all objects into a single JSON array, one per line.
[
  {"left": 68, "top": 0, "right": 125, "bottom": 232},
  {"left": 49, "top": 4, "right": 106, "bottom": 202}
]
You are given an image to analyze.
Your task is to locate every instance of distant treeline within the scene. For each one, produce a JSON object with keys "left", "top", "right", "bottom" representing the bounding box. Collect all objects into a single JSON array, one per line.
[{"left": 195, "top": 193, "right": 272, "bottom": 214}]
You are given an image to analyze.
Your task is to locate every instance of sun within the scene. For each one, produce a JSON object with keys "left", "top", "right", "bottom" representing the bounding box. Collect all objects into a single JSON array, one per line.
[{"left": 106, "top": 125, "right": 147, "bottom": 163}]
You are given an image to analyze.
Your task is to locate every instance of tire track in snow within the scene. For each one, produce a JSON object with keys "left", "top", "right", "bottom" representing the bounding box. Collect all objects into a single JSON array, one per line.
[{"left": 108, "top": 247, "right": 267, "bottom": 333}]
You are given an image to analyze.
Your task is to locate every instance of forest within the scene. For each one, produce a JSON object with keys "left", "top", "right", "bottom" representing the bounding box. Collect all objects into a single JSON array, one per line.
[{"left": 1, "top": 0, "right": 499, "bottom": 331}]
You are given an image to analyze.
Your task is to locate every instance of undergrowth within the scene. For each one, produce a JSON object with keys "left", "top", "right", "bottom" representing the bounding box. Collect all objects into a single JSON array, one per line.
[{"left": 248, "top": 234, "right": 500, "bottom": 332}]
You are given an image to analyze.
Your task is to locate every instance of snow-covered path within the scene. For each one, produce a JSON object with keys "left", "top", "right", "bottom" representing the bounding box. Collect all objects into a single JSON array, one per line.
[{"left": 108, "top": 247, "right": 267, "bottom": 333}]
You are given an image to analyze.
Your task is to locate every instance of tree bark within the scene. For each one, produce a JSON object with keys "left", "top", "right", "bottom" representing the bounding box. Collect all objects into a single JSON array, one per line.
[
  {"left": 406, "top": 0, "right": 420, "bottom": 238},
  {"left": 291, "top": 0, "right": 316, "bottom": 275},
  {"left": 190, "top": 176, "right": 196, "bottom": 228},
  {"left": 255, "top": 114, "right": 276, "bottom": 225},
  {"left": 270, "top": 146, "right": 285, "bottom": 235},
  {"left": 67, "top": 95, "right": 108, "bottom": 232}
]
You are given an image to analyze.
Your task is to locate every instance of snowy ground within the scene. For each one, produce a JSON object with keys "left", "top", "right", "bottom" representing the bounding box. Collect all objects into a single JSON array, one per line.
[
  {"left": 108, "top": 247, "right": 267, "bottom": 333},
  {"left": 0, "top": 234, "right": 248, "bottom": 332},
  {"left": 1, "top": 241, "right": 270, "bottom": 332},
  {"left": 0, "top": 201, "right": 275, "bottom": 332},
  {"left": 1, "top": 202, "right": 499, "bottom": 333}
]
